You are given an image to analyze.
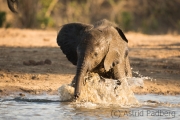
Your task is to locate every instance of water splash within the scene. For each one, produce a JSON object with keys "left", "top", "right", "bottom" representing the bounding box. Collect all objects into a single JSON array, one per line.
[
  {"left": 127, "top": 77, "right": 144, "bottom": 88},
  {"left": 58, "top": 73, "right": 145, "bottom": 107},
  {"left": 58, "top": 84, "right": 74, "bottom": 101},
  {"left": 133, "top": 70, "right": 154, "bottom": 81}
]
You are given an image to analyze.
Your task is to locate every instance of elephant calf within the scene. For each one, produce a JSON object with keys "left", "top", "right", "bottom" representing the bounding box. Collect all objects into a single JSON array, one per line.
[{"left": 57, "top": 19, "right": 132, "bottom": 99}]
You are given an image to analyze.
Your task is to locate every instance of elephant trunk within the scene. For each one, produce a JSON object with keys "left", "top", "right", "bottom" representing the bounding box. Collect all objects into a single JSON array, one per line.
[{"left": 74, "top": 58, "right": 88, "bottom": 99}]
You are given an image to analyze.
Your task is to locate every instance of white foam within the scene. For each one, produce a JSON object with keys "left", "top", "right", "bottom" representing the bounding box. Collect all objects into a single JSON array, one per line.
[
  {"left": 58, "top": 73, "right": 141, "bottom": 108},
  {"left": 74, "top": 102, "right": 98, "bottom": 109},
  {"left": 58, "top": 84, "right": 74, "bottom": 101},
  {"left": 127, "top": 77, "right": 144, "bottom": 88}
]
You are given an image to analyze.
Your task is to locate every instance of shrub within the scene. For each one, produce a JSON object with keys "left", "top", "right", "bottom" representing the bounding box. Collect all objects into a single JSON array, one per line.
[{"left": 0, "top": 11, "right": 6, "bottom": 27}]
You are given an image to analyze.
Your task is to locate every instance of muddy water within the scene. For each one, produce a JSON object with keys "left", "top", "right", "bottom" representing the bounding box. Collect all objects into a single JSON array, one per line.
[
  {"left": 0, "top": 94, "right": 180, "bottom": 119},
  {"left": 0, "top": 74, "right": 180, "bottom": 119}
]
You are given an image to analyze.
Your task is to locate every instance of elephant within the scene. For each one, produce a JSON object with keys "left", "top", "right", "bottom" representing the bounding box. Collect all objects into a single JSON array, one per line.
[
  {"left": 57, "top": 19, "right": 132, "bottom": 99},
  {"left": 7, "top": 0, "right": 18, "bottom": 13}
]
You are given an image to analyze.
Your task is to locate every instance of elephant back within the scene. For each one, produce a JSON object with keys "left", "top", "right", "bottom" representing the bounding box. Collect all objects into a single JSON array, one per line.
[{"left": 94, "top": 19, "right": 128, "bottom": 43}]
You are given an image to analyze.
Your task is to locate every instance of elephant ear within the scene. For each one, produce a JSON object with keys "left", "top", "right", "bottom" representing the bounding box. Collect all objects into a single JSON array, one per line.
[
  {"left": 104, "top": 47, "right": 121, "bottom": 72},
  {"left": 104, "top": 27, "right": 127, "bottom": 71},
  {"left": 104, "top": 43, "right": 121, "bottom": 71},
  {"left": 57, "top": 23, "right": 93, "bottom": 65},
  {"left": 115, "top": 27, "right": 128, "bottom": 43}
]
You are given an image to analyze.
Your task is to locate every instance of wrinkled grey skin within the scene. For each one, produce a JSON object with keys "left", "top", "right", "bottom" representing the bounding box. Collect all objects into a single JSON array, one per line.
[
  {"left": 7, "top": 0, "right": 18, "bottom": 13},
  {"left": 57, "top": 19, "right": 132, "bottom": 99}
]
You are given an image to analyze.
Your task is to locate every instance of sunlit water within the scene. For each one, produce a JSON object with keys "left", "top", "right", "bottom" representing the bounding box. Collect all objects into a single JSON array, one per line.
[{"left": 0, "top": 73, "right": 180, "bottom": 119}]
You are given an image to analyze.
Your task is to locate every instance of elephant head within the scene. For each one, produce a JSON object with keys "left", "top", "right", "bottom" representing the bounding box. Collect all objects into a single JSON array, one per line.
[
  {"left": 57, "top": 19, "right": 132, "bottom": 99},
  {"left": 7, "top": 0, "right": 18, "bottom": 13}
]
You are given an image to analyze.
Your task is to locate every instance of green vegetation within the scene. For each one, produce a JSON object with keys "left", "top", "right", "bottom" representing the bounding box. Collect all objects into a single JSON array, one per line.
[
  {"left": 117, "top": 11, "right": 133, "bottom": 32},
  {"left": 0, "top": 12, "right": 6, "bottom": 27}
]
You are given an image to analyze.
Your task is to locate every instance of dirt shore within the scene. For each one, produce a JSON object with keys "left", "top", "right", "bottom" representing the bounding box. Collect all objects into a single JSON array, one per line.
[{"left": 0, "top": 28, "right": 180, "bottom": 96}]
